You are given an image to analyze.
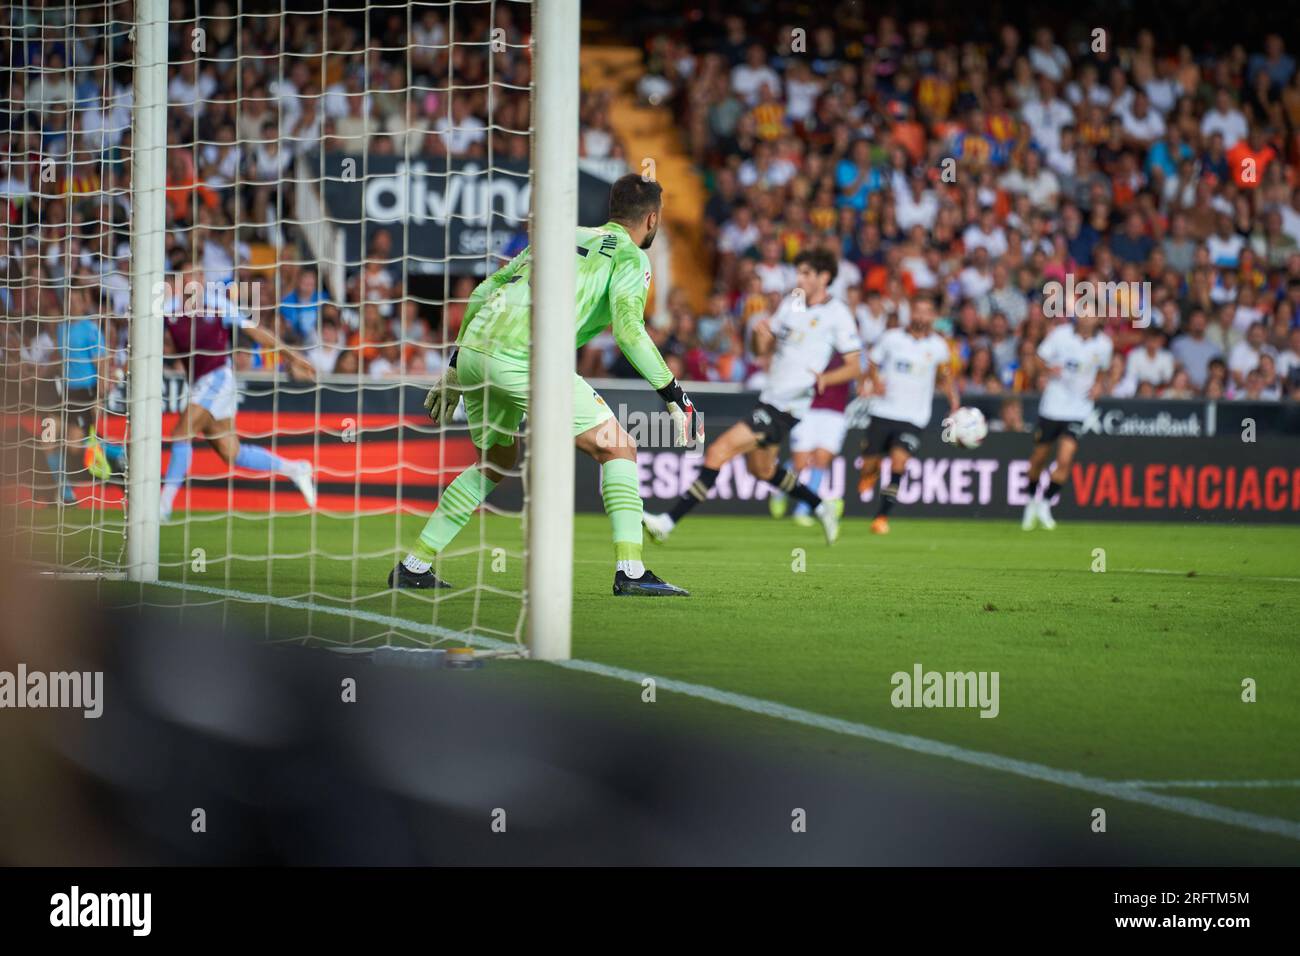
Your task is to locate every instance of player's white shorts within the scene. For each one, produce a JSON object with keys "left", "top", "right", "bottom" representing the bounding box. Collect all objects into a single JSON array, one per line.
[
  {"left": 188, "top": 365, "right": 238, "bottom": 421},
  {"left": 790, "top": 408, "right": 848, "bottom": 453}
]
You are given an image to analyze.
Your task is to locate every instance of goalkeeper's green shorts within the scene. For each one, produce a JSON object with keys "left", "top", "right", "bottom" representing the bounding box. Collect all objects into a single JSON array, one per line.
[{"left": 455, "top": 346, "right": 615, "bottom": 449}]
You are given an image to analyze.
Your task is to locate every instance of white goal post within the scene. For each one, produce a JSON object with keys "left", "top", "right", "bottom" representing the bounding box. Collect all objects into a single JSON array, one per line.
[
  {"left": 125, "top": 0, "right": 167, "bottom": 583},
  {"left": 527, "top": 1, "right": 579, "bottom": 661}
]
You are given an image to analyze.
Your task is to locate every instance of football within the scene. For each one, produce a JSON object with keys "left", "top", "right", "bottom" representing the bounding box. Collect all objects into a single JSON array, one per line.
[{"left": 950, "top": 406, "right": 989, "bottom": 449}]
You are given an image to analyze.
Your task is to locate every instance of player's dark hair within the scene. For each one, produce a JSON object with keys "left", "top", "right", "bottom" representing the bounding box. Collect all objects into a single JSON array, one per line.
[
  {"left": 794, "top": 248, "right": 838, "bottom": 284},
  {"left": 608, "top": 175, "right": 663, "bottom": 224}
]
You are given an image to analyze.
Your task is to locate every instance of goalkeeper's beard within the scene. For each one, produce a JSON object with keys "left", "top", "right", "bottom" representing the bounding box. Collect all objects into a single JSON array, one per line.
[{"left": 639, "top": 225, "right": 658, "bottom": 250}]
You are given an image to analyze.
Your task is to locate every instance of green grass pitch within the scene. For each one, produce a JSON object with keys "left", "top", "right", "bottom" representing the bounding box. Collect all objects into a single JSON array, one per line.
[{"left": 49, "top": 507, "right": 1300, "bottom": 856}]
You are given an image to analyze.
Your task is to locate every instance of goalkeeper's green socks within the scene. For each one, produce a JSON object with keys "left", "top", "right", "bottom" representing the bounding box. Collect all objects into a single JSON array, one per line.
[
  {"left": 602, "top": 458, "right": 646, "bottom": 578},
  {"left": 403, "top": 460, "right": 645, "bottom": 577},
  {"left": 404, "top": 465, "right": 498, "bottom": 571}
]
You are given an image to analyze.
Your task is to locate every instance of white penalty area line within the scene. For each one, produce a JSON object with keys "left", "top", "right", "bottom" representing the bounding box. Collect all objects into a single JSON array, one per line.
[{"left": 145, "top": 580, "right": 1300, "bottom": 843}]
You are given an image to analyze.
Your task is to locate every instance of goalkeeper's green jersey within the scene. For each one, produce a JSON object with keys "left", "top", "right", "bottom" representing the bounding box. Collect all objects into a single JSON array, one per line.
[{"left": 455, "top": 221, "right": 673, "bottom": 389}]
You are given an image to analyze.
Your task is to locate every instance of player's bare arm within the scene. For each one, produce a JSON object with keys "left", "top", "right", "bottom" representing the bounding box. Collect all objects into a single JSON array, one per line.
[
  {"left": 858, "top": 360, "right": 883, "bottom": 397},
  {"left": 815, "top": 349, "right": 862, "bottom": 393},
  {"left": 241, "top": 322, "right": 316, "bottom": 381},
  {"left": 749, "top": 316, "right": 777, "bottom": 357},
  {"left": 937, "top": 361, "right": 960, "bottom": 413}
]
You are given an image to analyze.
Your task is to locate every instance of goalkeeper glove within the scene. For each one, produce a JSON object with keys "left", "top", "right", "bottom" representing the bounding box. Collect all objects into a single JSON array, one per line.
[
  {"left": 423, "top": 352, "right": 462, "bottom": 425},
  {"left": 656, "top": 379, "right": 705, "bottom": 448}
]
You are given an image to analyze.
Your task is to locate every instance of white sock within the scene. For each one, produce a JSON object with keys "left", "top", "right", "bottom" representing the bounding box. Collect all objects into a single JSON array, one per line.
[
  {"left": 617, "top": 559, "right": 645, "bottom": 578},
  {"left": 403, "top": 553, "right": 432, "bottom": 574}
]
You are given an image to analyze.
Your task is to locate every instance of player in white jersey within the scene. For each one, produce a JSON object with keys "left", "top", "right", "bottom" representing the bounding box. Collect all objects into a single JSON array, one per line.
[
  {"left": 769, "top": 348, "right": 853, "bottom": 526},
  {"left": 1022, "top": 307, "right": 1113, "bottom": 530},
  {"left": 857, "top": 296, "right": 959, "bottom": 534},
  {"left": 644, "top": 250, "right": 862, "bottom": 545}
]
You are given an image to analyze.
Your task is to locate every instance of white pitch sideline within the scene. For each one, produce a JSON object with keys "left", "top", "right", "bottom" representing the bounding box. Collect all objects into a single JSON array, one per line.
[
  {"left": 144, "top": 580, "right": 1300, "bottom": 843},
  {"left": 1116, "top": 779, "right": 1300, "bottom": 790}
]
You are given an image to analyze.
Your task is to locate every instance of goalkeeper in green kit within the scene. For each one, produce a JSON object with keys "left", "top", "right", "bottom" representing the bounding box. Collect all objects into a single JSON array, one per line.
[{"left": 389, "top": 174, "right": 701, "bottom": 596}]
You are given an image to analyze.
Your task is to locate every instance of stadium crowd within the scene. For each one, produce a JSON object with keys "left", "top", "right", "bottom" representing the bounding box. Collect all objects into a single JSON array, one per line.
[
  {"left": 2, "top": 2, "right": 621, "bottom": 383},
  {"left": 597, "top": 12, "right": 1300, "bottom": 403},
  {"left": 3, "top": 2, "right": 1300, "bottom": 407}
]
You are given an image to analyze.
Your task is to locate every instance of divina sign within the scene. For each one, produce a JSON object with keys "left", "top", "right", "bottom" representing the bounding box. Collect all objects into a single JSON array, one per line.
[{"left": 318, "top": 154, "right": 617, "bottom": 274}]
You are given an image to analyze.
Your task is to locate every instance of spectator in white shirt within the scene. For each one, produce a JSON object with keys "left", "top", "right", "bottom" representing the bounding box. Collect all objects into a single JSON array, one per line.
[
  {"left": 1124, "top": 327, "right": 1177, "bottom": 390},
  {"left": 1227, "top": 322, "right": 1275, "bottom": 388},
  {"left": 853, "top": 288, "right": 890, "bottom": 347},
  {"left": 1045, "top": 125, "right": 1077, "bottom": 178},
  {"left": 958, "top": 247, "right": 995, "bottom": 299},
  {"left": 1000, "top": 149, "right": 1060, "bottom": 210},
  {"left": 828, "top": 253, "right": 863, "bottom": 303},
  {"left": 1106, "top": 66, "right": 1135, "bottom": 118},
  {"left": 737, "top": 140, "right": 797, "bottom": 189},
  {"left": 167, "top": 60, "right": 207, "bottom": 118},
  {"left": 308, "top": 320, "right": 344, "bottom": 375},
  {"left": 1141, "top": 59, "right": 1181, "bottom": 116},
  {"left": 1277, "top": 191, "right": 1300, "bottom": 246},
  {"left": 25, "top": 54, "right": 74, "bottom": 111},
  {"left": 895, "top": 175, "right": 939, "bottom": 231},
  {"left": 1027, "top": 28, "right": 1069, "bottom": 82},
  {"left": 731, "top": 44, "right": 781, "bottom": 107},
  {"left": 1230, "top": 285, "right": 1265, "bottom": 335},
  {"left": 1021, "top": 76, "right": 1073, "bottom": 153},
  {"left": 1117, "top": 91, "right": 1166, "bottom": 148},
  {"left": 1206, "top": 215, "right": 1246, "bottom": 267},
  {"left": 1066, "top": 63, "right": 1111, "bottom": 109},
  {"left": 899, "top": 241, "right": 939, "bottom": 291},
  {"left": 754, "top": 238, "right": 796, "bottom": 294},
  {"left": 1274, "top": 325, "right": 1300, "bottom": 392},
  {"left": 1108, "top": 352, "right": 1137, "bottom": 397},
  {"left": 717, "top": 204, "right": 760, "bottom": 256},
  {"left": 1255, "top": 353, "right": 1283, "bottom": 400},
  {"left": 783, "top": 60, "right": 823, "bottom": 124},
  {"left": 1199, "top": 87, "right": 1249, "bottom": 149},
  {"left": 962, "top": 208, "right": 1009, "bottom": 259},
  {"left": 434, "top": 100, "right": 487, "bottom": 157},
  {"left": 323, "top": 70, "right": 362, "bottom": 121}
]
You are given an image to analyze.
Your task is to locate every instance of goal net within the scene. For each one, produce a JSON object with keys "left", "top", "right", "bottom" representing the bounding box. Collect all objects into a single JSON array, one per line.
[{"left": 1, "top": 0, "right": 578, "bottom": 658}]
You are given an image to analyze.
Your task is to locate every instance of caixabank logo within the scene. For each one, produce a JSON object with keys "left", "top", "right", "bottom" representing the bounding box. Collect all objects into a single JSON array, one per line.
[{"left": 1081, "top": 407, "right": 1206, "bottom": 437}]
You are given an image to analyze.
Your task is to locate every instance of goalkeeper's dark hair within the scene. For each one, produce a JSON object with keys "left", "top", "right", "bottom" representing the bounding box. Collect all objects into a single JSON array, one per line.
[
  {"left": 608, "top": 174, "right": 663, "bottom": 225},
  {"left": 794, "top": 248, "right": 838, "bottom": 284}
]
